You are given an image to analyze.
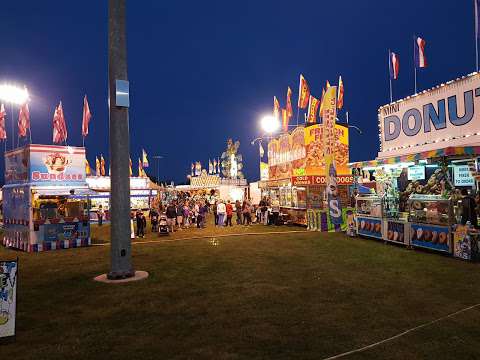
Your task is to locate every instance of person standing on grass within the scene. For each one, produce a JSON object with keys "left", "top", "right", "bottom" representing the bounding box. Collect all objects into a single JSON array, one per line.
[
  {"left": 176, "top": 201, "right": 184, "bottom": 231},
  {"left": 235, "top": 199, "right": 242, "bottom": 225},
  {"left": 226, "top": 200, "right": 233, "bottom": 226},
  {"left": 271, "top": 198, "right": 280, "bottom": 226},
  {"left": 97, "top": 205, "right": 105, "bottom": 226},
  {"left": 136, "top": 211, "right": 146, "bottom": 238},
  {"left": 166, "top": 201, "right": 177, "bottom": 233},
  {"left": 194, "top": 201, "right": 200, "bottom": 228},
  {"left": 260, "top": 197, "right": 268, "bottom": 225},
  {"left": 217, "top": 200, "right": 226, "bottom": 226},
  {"left": 199, "top": 200, "right": 209, "bottom": 228},
  {"left": 242, "top": 200, "right": 251, "bottom": 226},
  {"left": 183, "top": 202, "right": 191, "bottom": 228},
  {"left": 213, "top": 200, "right": 219, "bottom": 226},
  {"left": 150, "top": 208, "right": 159, "bottom": 232}
]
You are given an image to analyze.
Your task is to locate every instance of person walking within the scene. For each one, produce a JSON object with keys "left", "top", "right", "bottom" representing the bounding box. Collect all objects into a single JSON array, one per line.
[
  {"left": 166, "top": 201, "right": 177, "bottom": 233},
  {"left": 194, "top": 201, "right": 201, "bottom": 228},
  {"left": 235, "top": 200, "right": 242, "bottom": 225},
  {"left": 217, "top": 200, "right": 226, "bottom": 227},
  {"left": 176, "top": 201, "right": 184, "bottom": 230},
  {"left": 97, "top": 205, "right": 105, "bottom": 226},
  {"left": 226, "top": 200, "right": 233, "bottom": 226}
]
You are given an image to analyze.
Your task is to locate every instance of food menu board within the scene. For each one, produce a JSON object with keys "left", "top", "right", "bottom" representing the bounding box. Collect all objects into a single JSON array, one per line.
[{"left": 268, "top": 124, "right": 349, "bottom": 181}]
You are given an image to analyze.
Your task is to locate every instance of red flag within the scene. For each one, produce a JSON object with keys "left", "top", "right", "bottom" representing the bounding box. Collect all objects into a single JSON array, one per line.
[
  {"left": 82, "top": 95, "right": 92, "bottom": 137},
  {"left": 0, "top": 104, "right": 6, "bottom": 140},
  {"left": 337, "top": 76, "right": 344, "bottom": 110},
  {"left": 273, "top": 96, "right": 280, "bottom": 119},
  {"left": 53, "top": 101, "right": 68, "bottom": 144},
  {"left": 286, "top": 87, "right": 293, "bottom": 118},
  {"left": 281, "top": 108, "right": 288, "bottom": 132},
  {"left": 306, "top": 95, "right": 320, "bottom": 124},
  {"left": 298, "top": 74, "right": 310, "bottom": 109},
  {"left": 18, "top": 102, "right": 30, "bottom": 138}
]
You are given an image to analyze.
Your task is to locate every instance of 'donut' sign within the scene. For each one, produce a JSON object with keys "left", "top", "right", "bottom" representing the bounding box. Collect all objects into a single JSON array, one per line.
[{"left": 378, "top": 72, "right": 480, "bottom": 158}]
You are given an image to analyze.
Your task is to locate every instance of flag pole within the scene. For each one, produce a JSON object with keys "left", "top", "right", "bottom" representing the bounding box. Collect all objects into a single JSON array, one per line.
[
  {"left": 388, "top": 50, "right": 393, "bottom": 103},
  {"left": 476, "top": 0, "right": 479, "bottom": 71},
  {"left": 10, "top": 103, "right": 14, "bottom": 150},
  {"left": 295, "top": 102, "right": 300, "bottom": 127},
  {"left": 413, "top": 36, "right": 416, "bottom": 93}
]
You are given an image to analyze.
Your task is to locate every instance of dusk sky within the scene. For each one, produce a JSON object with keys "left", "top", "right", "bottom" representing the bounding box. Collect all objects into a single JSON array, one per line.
[{"left": 0, "top": 0, "right": 475, "bottom": 183}]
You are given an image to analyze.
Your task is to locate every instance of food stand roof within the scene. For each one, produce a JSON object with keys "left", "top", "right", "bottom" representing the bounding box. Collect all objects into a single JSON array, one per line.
[{"left": 348, "top": 146, "right": 480, "bottom": 168}]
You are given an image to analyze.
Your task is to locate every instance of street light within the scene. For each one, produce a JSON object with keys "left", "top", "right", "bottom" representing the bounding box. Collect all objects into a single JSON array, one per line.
[
  {"left": 0, "top": 84, "right": 29, "bottom": 150},
  {"left": 260, "top": 115, "right": 280, "bottom": 134},
  {"left": 152, "top": 155, "right": 164, "bottom": 185},
  {"left": 0, "top": 85, "right": 29, "bottom": 105}
]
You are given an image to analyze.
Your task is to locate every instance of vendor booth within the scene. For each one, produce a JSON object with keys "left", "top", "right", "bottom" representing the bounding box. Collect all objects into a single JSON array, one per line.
[
  {"left": 350, "top": 71, "right": 480, "bottom": 258},
  {"left": 263, "top": 123, "right": 354, "bottom": 228},
  {"left": 177, "top": 172, "right": 248, "bottom": 203},
  {"left": 85, "top": 175, "right": 159, "bottom": 221},
  {"left": 2, "top": 144, "right": 91, "bottom": 252}
]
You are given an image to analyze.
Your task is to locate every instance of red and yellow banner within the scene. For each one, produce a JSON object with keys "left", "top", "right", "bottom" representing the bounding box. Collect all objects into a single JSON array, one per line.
[
  {"left": 286, "top": 87, "right": 293, "bottom": 118},
  {"left": 298, "top": 74, "right": 310, "bottom": 109},
  {"left": 306, "top": 95, "right": 320, "bottom": 124},
  {"left": 273, "top": 96, "right": 280, "bottom": 119}
]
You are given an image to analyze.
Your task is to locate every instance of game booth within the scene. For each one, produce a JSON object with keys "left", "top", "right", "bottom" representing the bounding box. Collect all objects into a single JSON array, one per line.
[
  {"left": 350, "top": 71, "right": 480, "bottom": 261},
  {"left": 262, "top": 123, "right": 354, "bottom": 229},
  {"left": 85, "top": 175, "right": 160, "bottom": 222},
  {"left": 2, "top": 144, "right": 92, "bottom": 252},
  {"left": 176, "top": 171, "right": 248, "bottom": 204}
]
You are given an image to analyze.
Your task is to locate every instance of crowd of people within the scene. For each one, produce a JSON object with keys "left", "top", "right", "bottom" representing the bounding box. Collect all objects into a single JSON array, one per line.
[{"left": 129, "top": 196, "right": 281, "bottom": 236}]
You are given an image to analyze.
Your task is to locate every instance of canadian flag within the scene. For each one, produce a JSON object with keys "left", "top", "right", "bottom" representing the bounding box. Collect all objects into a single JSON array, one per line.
[{"left": 53, "top": 101, "right": 68, "bottom": 144}]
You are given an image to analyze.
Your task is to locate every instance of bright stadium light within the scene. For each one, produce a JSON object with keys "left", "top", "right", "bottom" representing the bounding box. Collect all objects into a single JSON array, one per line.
[
  {"left": 260, "top": 115, "right": 279, "bottom": 134},
  {"left": 0, "top": 84, "right": 29, "bottom": 105}
]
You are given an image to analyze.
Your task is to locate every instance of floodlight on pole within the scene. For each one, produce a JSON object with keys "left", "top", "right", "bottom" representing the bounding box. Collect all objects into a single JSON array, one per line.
[
  {"left": 0, "top": 84, "right": 29, "bottom": 105},
  {"left": 260, "top": 115, "right": 280, "bottom": 134}
]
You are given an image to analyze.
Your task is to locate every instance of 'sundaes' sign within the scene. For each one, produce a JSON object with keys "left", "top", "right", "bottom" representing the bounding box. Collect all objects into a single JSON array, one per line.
[{"left": 379, "top": 73, "right": 480, "bottom": 158}]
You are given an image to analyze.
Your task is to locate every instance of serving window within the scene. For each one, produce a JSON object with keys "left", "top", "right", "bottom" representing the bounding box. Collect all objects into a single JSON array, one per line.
[{"left": 33, "top": 195, "right": 87, "bottom": 221}]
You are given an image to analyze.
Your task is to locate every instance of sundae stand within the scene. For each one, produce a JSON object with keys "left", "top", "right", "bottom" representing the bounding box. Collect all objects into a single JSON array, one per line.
[{"left": 2, "top": 144, "right": 92, "bottom": 252}]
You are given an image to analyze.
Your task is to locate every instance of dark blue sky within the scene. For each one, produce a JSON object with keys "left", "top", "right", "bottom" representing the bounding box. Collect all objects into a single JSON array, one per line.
[{"left": 0, "top": 1, "right": 476, "bottom": 183}]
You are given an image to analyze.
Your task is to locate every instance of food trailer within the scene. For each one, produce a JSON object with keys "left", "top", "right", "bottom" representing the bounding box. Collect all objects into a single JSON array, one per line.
[
  {"left": 2, "top": 144, "right": 91, "bottom": 252},
  {"left": 350, "top": 71, "right": 480, "bottom": 256},
  {"left": 265, "top": 124, "right": 354, "bottom": 228}
]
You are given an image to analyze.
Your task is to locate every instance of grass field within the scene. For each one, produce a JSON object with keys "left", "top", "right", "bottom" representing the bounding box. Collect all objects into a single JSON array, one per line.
[{"left": 2, "top": 224, "right": 480, "bottom": 359}]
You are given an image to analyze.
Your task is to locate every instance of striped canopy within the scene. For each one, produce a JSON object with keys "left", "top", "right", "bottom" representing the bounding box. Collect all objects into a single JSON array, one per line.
[{"left": 348, "top": 146, "right": 480, "bottom": 168}]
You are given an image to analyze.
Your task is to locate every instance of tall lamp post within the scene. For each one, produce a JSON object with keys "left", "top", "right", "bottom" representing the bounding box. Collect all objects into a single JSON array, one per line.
[
  {"left": 0, "top": 84, "right": 29, "bottom": 149},
  {"left": 104, "top": 0, "right": 142, "bottom": 281},
  {"left": 152, "top": 155, "right": 163, "bottom": 185}
]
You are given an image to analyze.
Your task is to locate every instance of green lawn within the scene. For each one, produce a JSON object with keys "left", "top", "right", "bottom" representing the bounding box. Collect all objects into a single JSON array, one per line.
[{"left": 1, "top": 229, "right": 480, "bottom": 359}]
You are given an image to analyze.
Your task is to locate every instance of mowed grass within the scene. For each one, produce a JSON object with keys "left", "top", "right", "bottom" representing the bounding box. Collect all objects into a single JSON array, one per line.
[
  {"left": 91, "top": 217, "right": 302, "bottom": 244},
  {"left": 1, "top": 229, "right": 480, "bottom": 359}
]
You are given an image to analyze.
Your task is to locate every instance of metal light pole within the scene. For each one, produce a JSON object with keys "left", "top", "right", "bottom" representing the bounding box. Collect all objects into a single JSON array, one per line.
[
  {"left": 107, "top": 0, "right": 134, "bottom": 280},
  {"left": 152, "top": 155, "right": 163, "bottom": 184}
]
